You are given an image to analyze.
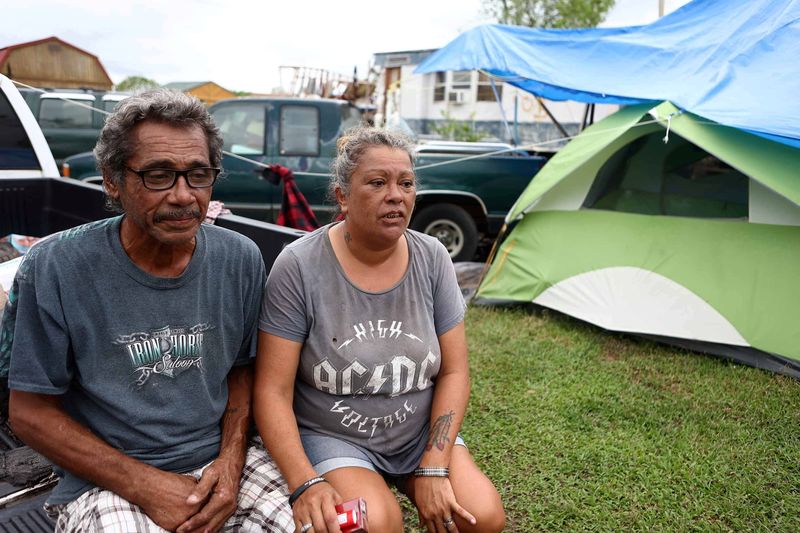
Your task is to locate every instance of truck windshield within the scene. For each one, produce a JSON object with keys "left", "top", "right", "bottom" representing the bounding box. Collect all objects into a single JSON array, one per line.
[
  {"left": 39, "top": 98, "right": 94, "bottom": 129},
  {"left": 212, "top": 104, "right": 265, "bottom": 155},
  {"left": 0, "top": 92, "right": 39, "bottom": 170},
  {"left": 340, "top": 105, "right": 362, "bottom": 132}
]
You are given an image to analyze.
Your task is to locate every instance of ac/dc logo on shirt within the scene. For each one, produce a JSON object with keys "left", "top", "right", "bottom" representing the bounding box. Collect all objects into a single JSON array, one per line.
[
  {"left": 114, "top": 323, "right": 213, "bottom": 387},
  {"left": 312, "top": 319, "right": 440, "bottom": 438}
]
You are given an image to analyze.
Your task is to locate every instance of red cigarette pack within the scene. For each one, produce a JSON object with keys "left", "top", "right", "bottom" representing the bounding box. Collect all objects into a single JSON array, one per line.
[{"left": 335, "top": 497, "right": 368, "bottom": 533}]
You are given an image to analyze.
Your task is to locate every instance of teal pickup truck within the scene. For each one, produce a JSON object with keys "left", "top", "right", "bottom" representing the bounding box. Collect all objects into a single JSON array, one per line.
[
  {"left": 18, "top": 88, "right": 128, "bottom": 166},
  {"left": 63, "top": 97, "right": 547, "bottom": 261}
]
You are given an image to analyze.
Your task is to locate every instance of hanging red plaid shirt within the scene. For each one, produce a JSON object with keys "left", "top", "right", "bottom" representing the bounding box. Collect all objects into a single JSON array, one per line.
[{"left": 267, "top": 164, "right": 319, "bottom": 232}]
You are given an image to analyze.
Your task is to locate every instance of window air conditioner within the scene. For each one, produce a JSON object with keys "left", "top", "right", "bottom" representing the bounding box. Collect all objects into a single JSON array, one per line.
[{"left": 447, "top": 90, "right": 468, "bottom": 104}]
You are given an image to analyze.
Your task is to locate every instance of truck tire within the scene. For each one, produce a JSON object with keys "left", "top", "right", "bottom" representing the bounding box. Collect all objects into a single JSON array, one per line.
[{"left": 411, "top": 204, "right": 478, "bottom": 262}]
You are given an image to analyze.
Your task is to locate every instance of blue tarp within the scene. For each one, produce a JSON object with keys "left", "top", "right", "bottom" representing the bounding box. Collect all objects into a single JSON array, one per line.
[{"left": 415, "top": 0, "right": 800, "bottom": 147}]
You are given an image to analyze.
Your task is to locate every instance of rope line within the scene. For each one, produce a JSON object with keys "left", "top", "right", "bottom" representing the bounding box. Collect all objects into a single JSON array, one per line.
[
  {"left": 11, "top": 79, "right": 113, "bottom": 116},
  {"left": 11, "top": 77, "right": 717, "bottom": 176}
]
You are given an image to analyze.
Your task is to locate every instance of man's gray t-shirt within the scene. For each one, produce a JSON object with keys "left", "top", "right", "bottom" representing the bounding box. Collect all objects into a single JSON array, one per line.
[
  {"left": 259, "top": 224, "right": 465, "bottom": 474},
  {"left": 7, "top": 216, "right": 265, "bottom": 504}
]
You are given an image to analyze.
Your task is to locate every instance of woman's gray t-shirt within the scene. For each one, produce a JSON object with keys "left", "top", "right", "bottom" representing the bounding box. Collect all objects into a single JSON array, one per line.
[{"left": 259, "top": 224, "right": 465, "bottom": 474}]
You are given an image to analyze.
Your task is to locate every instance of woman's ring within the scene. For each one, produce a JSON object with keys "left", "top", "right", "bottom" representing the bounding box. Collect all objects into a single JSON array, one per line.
[
  {"left": 443, "top": 517, "right": 455, "bottom": 529},
  {"left": 300, "top": 524, "right": 313, "bottom": 533}
]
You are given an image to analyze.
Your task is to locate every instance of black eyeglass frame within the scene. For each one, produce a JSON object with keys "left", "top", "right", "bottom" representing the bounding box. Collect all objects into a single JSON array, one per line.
[{"left": 125, "top": 166, "right": 222, "bottom": 190}]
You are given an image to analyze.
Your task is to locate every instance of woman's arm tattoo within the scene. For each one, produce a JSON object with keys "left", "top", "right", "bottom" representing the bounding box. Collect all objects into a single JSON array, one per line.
[{"left": 426, "top": 410, "right": 455, "bottom": 451}]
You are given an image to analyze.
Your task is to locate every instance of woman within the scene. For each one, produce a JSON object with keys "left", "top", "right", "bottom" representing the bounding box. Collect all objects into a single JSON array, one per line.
[{"left": 254, "top": 126, "right": 504, "bottom": 533}]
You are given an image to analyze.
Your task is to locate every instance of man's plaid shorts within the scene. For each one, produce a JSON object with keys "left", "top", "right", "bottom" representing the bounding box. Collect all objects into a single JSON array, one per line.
[{"left": 45, "top": 438, "right": 293, "bottom": 532}]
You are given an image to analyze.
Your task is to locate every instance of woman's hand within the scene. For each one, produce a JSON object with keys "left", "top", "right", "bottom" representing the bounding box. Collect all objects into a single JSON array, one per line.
[
  {"left": 414, "top": 476, "right": 476, "bottom": 533},
  {"left": 292, "top": 481, "right": 344, "bottom": 533}
]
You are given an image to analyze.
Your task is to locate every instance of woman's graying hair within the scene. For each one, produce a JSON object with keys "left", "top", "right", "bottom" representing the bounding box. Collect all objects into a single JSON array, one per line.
[
  {"left": 328, "top": 125, "right": 417, "bottom": 202},
  {"left": 94, "top": 89, "right": 223, "bottom": 212}
]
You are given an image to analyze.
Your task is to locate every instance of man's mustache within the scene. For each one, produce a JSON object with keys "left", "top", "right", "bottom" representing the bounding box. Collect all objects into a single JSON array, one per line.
[{"left": 154, "top": 208, "right": 201, "bottom": 223}]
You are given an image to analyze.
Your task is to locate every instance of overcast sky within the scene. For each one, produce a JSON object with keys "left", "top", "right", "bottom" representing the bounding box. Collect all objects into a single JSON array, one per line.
[{"left": 3, "top": 0, "right": 691, "bottom": 94}]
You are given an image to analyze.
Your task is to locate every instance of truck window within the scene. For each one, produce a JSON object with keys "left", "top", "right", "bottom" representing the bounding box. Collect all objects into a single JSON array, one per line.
[
  {"left": 39, "top": 98, "right": 94, "bottom": 129},
  {"left": 340, "top": 105, "right": 362, "bottom": 132},
  {"left": 212, "top": 104, "right": 265, "bottom": 155},
  {"left": 0, "top": 92, "right": 39, "bottom": 170},
  {"left": 280, "top": 105, "right": 319, "bottom": 156},
  {"left": 102, "top": 97, "right": 128, "bottom": 114}
]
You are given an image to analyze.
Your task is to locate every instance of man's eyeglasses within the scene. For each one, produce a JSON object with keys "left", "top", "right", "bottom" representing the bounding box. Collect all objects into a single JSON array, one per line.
[{"left": 125, "top": 166, "right": 222, "bottom": 191}]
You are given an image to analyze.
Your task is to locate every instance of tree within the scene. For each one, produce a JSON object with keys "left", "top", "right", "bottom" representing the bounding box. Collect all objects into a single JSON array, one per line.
[
  {"left": 115, "top": 76, "right": 160, "bottom": 92},
  {"left": 483, "top": 0, "right": 616, "bottom": 28}
]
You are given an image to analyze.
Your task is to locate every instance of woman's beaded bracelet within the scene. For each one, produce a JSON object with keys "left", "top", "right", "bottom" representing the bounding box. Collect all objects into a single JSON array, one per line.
[
  {"left": 288, "top": 476, "right": 328, "bottom": 506},
  {"left": 413, "top": 467, "right": 450, "bottom": 478}
]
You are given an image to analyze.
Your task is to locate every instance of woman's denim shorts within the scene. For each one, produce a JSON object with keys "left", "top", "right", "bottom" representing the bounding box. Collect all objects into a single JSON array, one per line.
[{"left": 300, "top": 431, "right": 466, "bottom": 491}]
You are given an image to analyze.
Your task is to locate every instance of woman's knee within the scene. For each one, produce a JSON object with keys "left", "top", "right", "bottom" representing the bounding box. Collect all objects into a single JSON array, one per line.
[
  {"left": 461, "top": 501, "right": 506, "bottom": 533},
  {"left": 351, "top": 489, "right": 403, "bottom": 533},
  {"left": 361, "top": 498, "right": 404, "bottom": 533},
  {"left": 324, "top": 467, "right": 404, "bottom": 533},
  {"left": 449, "top": 447, "right": 505, "bottom": 533}
]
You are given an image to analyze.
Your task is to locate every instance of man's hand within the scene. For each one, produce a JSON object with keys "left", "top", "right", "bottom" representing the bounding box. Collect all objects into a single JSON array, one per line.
[
  {"left": 176, "top": 453, "right": 243, "bottom": 533},
  {"left": 173, "top": 365, "right": 252, "bottom": 532},
  {"left": 8, "top": 391, "right": 216, "bottom": 530},
  {"left": 136, "top": 470, "right": 205, "bottom": 532}
]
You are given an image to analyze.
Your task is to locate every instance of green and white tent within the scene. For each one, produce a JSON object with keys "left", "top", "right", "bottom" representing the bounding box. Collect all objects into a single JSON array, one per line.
[{"left": 476, "top": 102, "right": 800, "bottom": 376}]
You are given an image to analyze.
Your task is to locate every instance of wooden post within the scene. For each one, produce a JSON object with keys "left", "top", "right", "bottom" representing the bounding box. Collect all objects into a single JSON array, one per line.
[{"left": 535, "top": 96, "right": 569, "bottom": 138}]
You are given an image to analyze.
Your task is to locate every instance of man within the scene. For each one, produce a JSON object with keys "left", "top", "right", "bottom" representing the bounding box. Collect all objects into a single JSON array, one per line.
[{"left": 4, "top": 90, "right": 292, "bottom": 532}]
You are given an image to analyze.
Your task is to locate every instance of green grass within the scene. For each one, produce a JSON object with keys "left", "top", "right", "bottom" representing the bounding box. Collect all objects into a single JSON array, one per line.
[{"left": 400, "top": 306, "right": 800, "bottom": 532}]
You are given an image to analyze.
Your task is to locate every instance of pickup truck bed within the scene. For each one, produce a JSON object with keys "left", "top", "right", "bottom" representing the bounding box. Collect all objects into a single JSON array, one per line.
[
  {"left": 0, "top": 177, "right": 304, "bottom": 269},
  {"left": 0, "top": 491, "right": 52, "bottom": 532}
]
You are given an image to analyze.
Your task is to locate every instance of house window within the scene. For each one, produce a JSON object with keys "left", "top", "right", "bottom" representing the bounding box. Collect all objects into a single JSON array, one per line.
[
  {"left": 431, "top": 71, "right": 504, "bottom": 103},
  {"left": 433, "top": 72, "right": 446, "bottom": 102},
  {"left": 451, "top": 71, "right": 472, "bottom": 91},
  {"left": 477, "top": 71, "right": 501, "bottom": 102}
]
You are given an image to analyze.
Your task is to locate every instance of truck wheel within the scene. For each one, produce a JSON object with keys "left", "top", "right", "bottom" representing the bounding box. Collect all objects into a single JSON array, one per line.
[{"left": 411, "top": 204, "right": 478, "bottom": 262}]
